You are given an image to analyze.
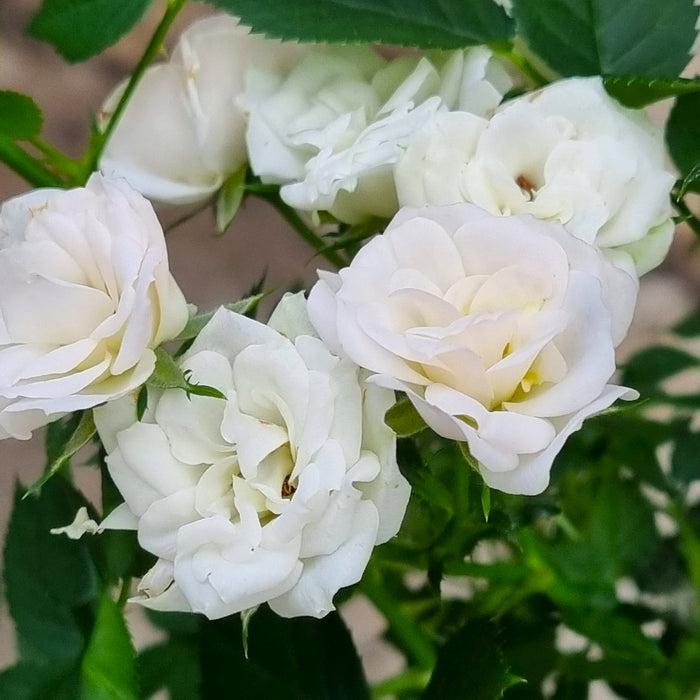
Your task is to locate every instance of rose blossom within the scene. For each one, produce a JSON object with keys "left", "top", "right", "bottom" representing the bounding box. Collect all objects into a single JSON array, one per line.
[
  {"left": 93, "top": 293, "right": 410, "bottom": 619},
  {"left": 245, "top": 46, "right": 511, "bottom": 222},
  {"left": 0, "top": 174, "right": 188, "bottom": 440},
  {"left": 100, "top": 15, "right": 299, "bottom": 205},
  {"left": 395, "top": 77, "right": 675, "bottom": 275},
  {"left": 307, "top": 204, "right": 639, "bottom": 495}
]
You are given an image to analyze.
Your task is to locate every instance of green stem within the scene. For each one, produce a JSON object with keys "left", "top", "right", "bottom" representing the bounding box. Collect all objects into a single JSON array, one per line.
[
  {"left": 0, "top": 137, "right": 64, "bottom": 187},
  {"left": 245, "top": 181, "right": 280, "bottom": 195},
  {"left": 117, "top": 577, "right": 132, "bottom": 609},
  {"left": 673, "top": 196, "right": 700, "bottom": 238},
  {"left": 86, "top": 0, "right": 186, "bottom": 176},
  {"left": 255, "top": 190, "right": 347, "bottom": 268},
  {"left": 500, "top": 47, "right": 549, "bottom": 87},
  {"left": 443, "top": 560, "right": 529, "bottom": 583},
  {"left": 372, "top": 668, "right": 431, "bottom": 699},
  {"left": 28, "top": 136, "right": 83, "bottom": 182},
  {"left": 360, "top": 564, "right": 437, "bottom": 671}
]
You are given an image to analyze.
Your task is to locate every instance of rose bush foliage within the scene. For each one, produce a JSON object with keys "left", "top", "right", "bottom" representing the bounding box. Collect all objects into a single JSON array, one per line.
[{"left": 2, "top": 4, "right": 699, "bottom": 699}]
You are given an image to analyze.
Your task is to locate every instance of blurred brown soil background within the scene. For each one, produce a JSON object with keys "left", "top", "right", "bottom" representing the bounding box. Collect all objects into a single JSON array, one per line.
[{"left": 0, "top": 0, "right": 698, "bottom": 690}]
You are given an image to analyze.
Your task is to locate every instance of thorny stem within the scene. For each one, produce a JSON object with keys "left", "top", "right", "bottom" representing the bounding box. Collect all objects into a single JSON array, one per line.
[
  {"left": 0, "top": 137, "right": 64, "bottom": 187},
  {"left": 87, "top": 0, "right": 187, "bottom": 178},
  {"left": 673, "top": 195, "right": 700, "bottom": 238},
  {"left": 29, "top": 136, "right": 83, "bottom": 181}
]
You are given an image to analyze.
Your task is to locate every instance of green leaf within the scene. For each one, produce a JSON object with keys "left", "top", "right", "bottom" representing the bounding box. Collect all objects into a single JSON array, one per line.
[
  {"left": 216, "top": 165, "right": 247, "bottom": 234},
  {"left": 206, "top": 0, "right": 514, "bottom": 48},
  {"left": 146, "top": 609, "right": 201, "bottom": 637},
  {"left": 423, "top": 618, "right": 524, "bottom": 700},
  {"left": 499, "top": 604, "right": 558, "bottom": 693},
  {"left": 667, "top": 92, "right": 700, "bottom": 179},
  {"left": 672, "top": 431, "right": 700, "bottom": 485},
  {"left": 393, "top": 440, "right": 454, "bottom": 550},
  {"left": 0, "top": 661, "right": 80, "bottom": 700},
  {"left": 24, "top": 411, "right": 96, "bottom": 498},
  {"left": 673, "top": 307, "right": 700, "bottom": 337},
  {"left": 511, "top": 0, "right": 699, "bottom": 77},
  {"left": 0, "top": 92, "right": 43, "bottom": 140},
  {"left": 200, "top": 608, "right": 370, "bottom": 699},
  {"left": 4, "top": 479, "right": 100, "bottom": 663},
  {"left": 560, "top": 608, "right": 665, "bottom": 668},
  {"left": 148, "top": 347, "right": 226, "bottom": 399},
  {"left": 385, "top": 396, "right": 426, "bottom": 437},
  {"left": 28, "top": 0, "right": 154, "bottom": 62},
  {"left": 174, "top": 294, "right": 267, "bottom": 342},
  {"left": 604, "top": 75, "right": 700, "bottom": 108},
  {"left": 481, "top": 483, "right": 492, "bottom": 522},
  {"left": 661, "top": 639, "right": 700, "bottom": 700},
  {"left": 137, "top": 641, "right": 200, "bottom": 700},
  {"left": 621, "top": 346, "right": 698, "bottom": 393},
  {"left": 678, "top": 513, "right": 700, "bottom": 594},
  {"left": 80, "top": 591, "right": 137, "bottom": 700}
]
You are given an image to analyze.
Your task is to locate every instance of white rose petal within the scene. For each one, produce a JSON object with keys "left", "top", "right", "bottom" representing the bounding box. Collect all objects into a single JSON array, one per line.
[
  {"left": 100, "top": 15, "right": 300, "bottom": 205},
  {"left": 396, "top": 77, "right": 675, "bottom": 275},
  {"left": 307, "top": 204, "right": 639, "bottom": 495},
  {"left": 245, "top": 46, "right": 511, "bottom": 222},
  {"left": 94, "top": 295, "right": 410, "bottom": 619},
  {"left": 0, "top": 174, "right": 188, "bottom": 440}
]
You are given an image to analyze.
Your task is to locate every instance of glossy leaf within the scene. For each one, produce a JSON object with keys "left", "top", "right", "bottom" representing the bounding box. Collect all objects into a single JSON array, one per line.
[
  {"left": 512, "top": 0, "right": 699, "bottom": 77},
  {"left": 138, "top": 641, "right": 201, "bottom": 700},
  {"left": 80, "top": 592, "right": 137, "bottom": 700},
  {"left": 4, "top": 480, "right": 99, "bottom": 663},
  {"left": 424, "top": 618, "right": 524, "bottom": 700},
  {"left": 174, "top": 294, "right": 267, "bottom": 342},
  {"left": 667, "top": 92, "right": 700, "bottom": 179},
  {"left": 206, "top": 0, "right": 514, "bottom": 48},
  {"left": 0, "top": 92, "right": 43, "bottom": 140},
  {"left": 621, "top": 346, "right": 698, "bottom": 393},
  {"left": 0, "top": 661, "right": 80, "bottom": 700},
  {"left": 28, "top": 0, "right": 153, "bottom": 62},
  {"left": 200, "top": 608, "right": 370, "bottom": 699},
  {"left": 673, "top": 307, "right": 700, "bottom": 337},
  {"left": 24, "top": 411, "right": 96, "bottom": 498},
  {"left": 148, "top": 347, "right": 226, "bottom": 400},
  {"left": 604, "top": 75, "right": 700, "bottom": 108}
]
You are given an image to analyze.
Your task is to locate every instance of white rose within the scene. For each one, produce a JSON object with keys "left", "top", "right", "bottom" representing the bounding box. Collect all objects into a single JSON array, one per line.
[
  {"left": 0, "top": 174, "right": 188, "bottom": 440},
  {"left": 245, "top": 46, "right": 511, "bottom": 222},
  {"left": 100, "top": 15, "right": 300, "bottom": 205},
  {"left": 307, "top": 204, "right": 639, "bottom": 495},
  {"left": 244, "top": 46, "right": 386, "bottom": 185},
  {"left": 94, "top": 294, "right": 410, "bottom": 619},
  {"left": 396, "top": 77, "right": 675, "bottom": 275}
]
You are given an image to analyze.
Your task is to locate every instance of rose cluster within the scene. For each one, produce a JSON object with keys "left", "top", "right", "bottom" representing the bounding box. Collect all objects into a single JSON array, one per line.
[{"left": 1, "top": 13, "right": 677, "bottom": 620}]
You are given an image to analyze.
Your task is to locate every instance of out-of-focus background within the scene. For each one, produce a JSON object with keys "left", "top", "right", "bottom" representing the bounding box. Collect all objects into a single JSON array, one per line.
[{"left": 0, "top": 0, "right": 698, "bottom": 690}]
